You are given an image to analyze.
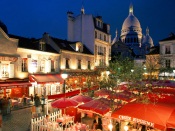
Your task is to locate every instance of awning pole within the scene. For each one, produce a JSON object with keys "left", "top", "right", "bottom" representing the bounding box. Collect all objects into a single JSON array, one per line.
[{"left": 46, "top": 96, "right": 48, "bottom": 114}]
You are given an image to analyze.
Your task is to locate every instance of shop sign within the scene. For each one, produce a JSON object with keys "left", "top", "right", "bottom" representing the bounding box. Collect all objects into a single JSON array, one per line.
[
  {"left": 119, "top": 115, "right": 154, "bottom": 127},
  {"left": 0, "top": 56, "right": 18, "bottom": 62}
]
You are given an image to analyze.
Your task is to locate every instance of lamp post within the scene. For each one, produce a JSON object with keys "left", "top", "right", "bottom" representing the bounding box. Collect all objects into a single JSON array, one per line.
[
  {"left": 131, "top": 69, "right": 134, "bottom": 81},
  {"left": 173, "top": 70, "right": 175, "bottom": 80},
  {"left": 61, "top": 72, "right": 68, "bottom": 94}
]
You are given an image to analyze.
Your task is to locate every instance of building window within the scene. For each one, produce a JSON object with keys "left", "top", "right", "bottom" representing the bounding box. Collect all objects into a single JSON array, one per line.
[
  {"left": 109, "top": 48, "right": 111, "bottom": 57},
  {"left": 22, "top": 58, "right": 28, "bottom": 72},
  {"left": 95, "top": 31, "right": 97, "bottom": 38},
  {"left": 165, "top": 46, "right": 171, "bottom": 54},
  {"left": 127, "top": 38, "right": 130, "bottom": 43},
  {"left": 78, "top": 60, "right": 81, "bottom": 69},
  {"left": 39, "top": 42, "right": 46, "bottom": 51},
  {"left": 51, "top": 60, "right": 55, "bottom": 72},
  {"left": 165, "top": 59, "right": 170, "bottom": 68},
  {"left": 100, "top": 34, "right": 102, "bottom": 40},
  {"left": 134, "top": 38, "right": 136, "bottom": 43},
  {"left": 31, "top": 59, "right": 37, "bottom": 72},
  {"left": 40, "top": 60, "right": 45, "bottom": 72},
  {"left": 1, "top": 64, "right": 9, "bottom": 78},
  {"left": 88, "top": 61, "right": 91, "bottom": 69},
  {"left": 66, "top": 59, "right": 69, "bottom": 69},
  {"left": 104, "top": 35, "right": 106, "bottom": 41},
  {"left": 97, "top": 21, "right": 100, "bottom": 27}
]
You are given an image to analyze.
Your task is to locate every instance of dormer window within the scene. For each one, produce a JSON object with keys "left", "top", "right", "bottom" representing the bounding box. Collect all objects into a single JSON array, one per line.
[
  {"left": 76, "top": 42, "right": 83, "bottom": 52},
  {"left": 39, "top": 41, "right": 46, "bottom": 51},
  {"left": 96, "top": 19, "right": 103, "bottom": 28}
]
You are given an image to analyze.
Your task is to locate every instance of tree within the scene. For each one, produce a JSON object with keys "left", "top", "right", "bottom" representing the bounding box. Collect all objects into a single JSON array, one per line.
[{"left": 146, "top": 54, "right": 160, "bottom": 80}]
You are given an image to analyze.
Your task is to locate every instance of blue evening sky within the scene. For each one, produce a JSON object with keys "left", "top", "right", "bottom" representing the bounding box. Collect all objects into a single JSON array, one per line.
[{"left": 0, "top": 0, "right": 175, "bottom": 45}]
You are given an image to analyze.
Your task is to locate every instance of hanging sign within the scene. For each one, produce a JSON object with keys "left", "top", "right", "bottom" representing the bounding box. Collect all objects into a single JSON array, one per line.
[{"left": 119, "top": 115, "right": 154, "bottom": 127}]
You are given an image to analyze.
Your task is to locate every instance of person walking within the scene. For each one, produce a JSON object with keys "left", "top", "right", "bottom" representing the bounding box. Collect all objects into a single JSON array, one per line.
[
  {"left": 2, "top": 96, "right": 8, "bottom": 116},
  {"left": 34, "top": 94, "right": 41, "bottom": 117},
  {"left": 30, "top": 94, "right": 34, "bottom": 102},
  {"left": 41, "top": 95, "right": 45, "bottom": 113},
  {"left": 7, "top": 97, "right": 12, "bottom": 114},
  {"left": 22, "top": 95, "right": 27, "bottom": 106}
]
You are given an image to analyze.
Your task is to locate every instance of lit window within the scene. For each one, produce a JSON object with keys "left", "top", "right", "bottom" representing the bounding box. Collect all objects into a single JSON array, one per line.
[
  {"left": 22, "top": 58, "right": 28, "bottom": 72},
  {"left": 78, "top": 60, "right": 81, "bottom": 69},
  {"left": 51, "top": 60, "right": 55, "bottom": 72},
  {"left": 88, "top": 61, "right": 91, "bottom": 69},
  {"left": 1, "top": 64, "right": 9, "bottom": 78},
  {"left": 66, "top": 59, "right": 70, "bottom": 69}
]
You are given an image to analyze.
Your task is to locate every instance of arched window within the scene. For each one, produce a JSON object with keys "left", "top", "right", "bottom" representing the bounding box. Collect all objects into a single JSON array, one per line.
[{"left": 134, "top": 38, "right": 136, "bottom": 43}]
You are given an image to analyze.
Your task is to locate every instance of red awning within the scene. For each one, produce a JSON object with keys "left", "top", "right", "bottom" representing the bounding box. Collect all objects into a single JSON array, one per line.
[
  {"left": 29, "top": 74, "right": 64, "bottom": 84},
  {"left": 0, "top": 82, "right": 32, "bottom": 89},
  {"left": 47, "top": 85, "right": 99, "bottom": 99}
]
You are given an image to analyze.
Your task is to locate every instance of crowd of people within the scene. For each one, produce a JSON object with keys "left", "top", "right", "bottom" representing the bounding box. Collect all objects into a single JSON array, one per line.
[
  {"left": 31, "top": 94, "right": 46, "bottom": 118},
  {"left": 0, "top": 93, "right": 46, "bottom": 116},
  {"left": 0, "top": 96, "right": 12, "bottom": 115}
]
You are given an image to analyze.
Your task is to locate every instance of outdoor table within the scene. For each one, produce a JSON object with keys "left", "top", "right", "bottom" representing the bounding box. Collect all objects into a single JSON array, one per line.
[
  {"left": 74, "top": 123, "right": 87, "bottom": 131},
  {"left": 56, "top": 115, "right": 74, "bottom": 125},
  {"left": 46, "top": 121, "right": 59, "bottom": 129},
  {"left": 11, "top": 99, "right": 18, "bottom": 107}
]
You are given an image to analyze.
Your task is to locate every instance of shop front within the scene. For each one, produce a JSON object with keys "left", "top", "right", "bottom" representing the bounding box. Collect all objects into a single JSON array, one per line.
[
  {"left": 0, "top": 82, "right": 32, "bottom": 98},
  {"left": 29, "top": 74, "right": 64, "bottom": 97}
]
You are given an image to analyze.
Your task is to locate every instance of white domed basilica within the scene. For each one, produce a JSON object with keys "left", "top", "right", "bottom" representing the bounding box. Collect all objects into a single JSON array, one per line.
[{"left": 118, "top": 3, "right": 154, "bottom": 58}]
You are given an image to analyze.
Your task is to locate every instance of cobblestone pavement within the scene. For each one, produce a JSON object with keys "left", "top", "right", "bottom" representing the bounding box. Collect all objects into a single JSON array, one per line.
[
  {"left": 2, "top": 108, "right": 31, "bottom": 131},
  {"left": 2, "top": 103, "right": 54, "bottom": 131}
]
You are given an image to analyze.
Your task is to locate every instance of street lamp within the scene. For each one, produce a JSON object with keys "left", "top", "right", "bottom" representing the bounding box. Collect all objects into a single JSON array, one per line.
[
  {"left": 61, "top": 72, "right": 68, "bottom": 94},
  {"left": 124, "top": 125, "right": 129, "bottom": 131},
  {"left": 173, "top": 70, "right": 175, "bottom": 79},
  {"left": 108, "top": 119, "right": 113, "bottom": 131},
  {"left": 131, "top": 69, "right": 134, "bottom": 73}
]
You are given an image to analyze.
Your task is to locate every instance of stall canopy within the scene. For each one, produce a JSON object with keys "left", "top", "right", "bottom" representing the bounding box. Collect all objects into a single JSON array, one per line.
[
  {"left": 111, "top": 102, "right": 175, "bottom": 130},
  {"left": 29, "top": 74, "right": 64, "bottom": 84},
  {"left": 77, "top": 98, "right": 111, "bottom": 116},
  {"left": 51, "top": 98, "right": 79, "bottom": 109},
  {"left": 0, "top": 82, "right": 32, "bottom": 89},
  {"left": 70, "top": 94, "right": 93, "bottom": 104}
]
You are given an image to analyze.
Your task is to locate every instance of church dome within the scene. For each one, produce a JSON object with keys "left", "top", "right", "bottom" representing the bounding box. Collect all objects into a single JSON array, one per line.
[
  {"left": 142, "top": 27, "right": 154, "bottom": 47},
  {"left": 122, "top": 15, "right": 141, "bottom": 30},
  {"left": 121, "top": 3, "right": 141, "bottom": 32}
]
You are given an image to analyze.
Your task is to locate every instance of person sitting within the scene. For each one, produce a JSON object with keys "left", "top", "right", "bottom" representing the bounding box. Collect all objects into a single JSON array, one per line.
[
  {"left": 93, "top": 115, "right": 98, "bottom": 130},
  {"left": 43, "top": 115, "right": 51, "bottom": 124}
]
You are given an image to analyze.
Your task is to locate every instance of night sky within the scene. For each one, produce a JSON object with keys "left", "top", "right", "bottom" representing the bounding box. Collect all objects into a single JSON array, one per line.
[{"left": 1, "top": 0, "right": 175, "bottom": 45}]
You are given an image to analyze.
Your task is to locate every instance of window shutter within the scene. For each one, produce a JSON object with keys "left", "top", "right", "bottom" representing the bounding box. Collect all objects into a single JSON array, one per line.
[
  {"left": 27, "top": 58, "right": 31, "bottom": 73},
  {"left": 54, "top": 59, "right": 59, "bottom": 72},
  {"left": 45, "top": 60, "right": 51, "bottom": 73},
  {"left": 9, "top": 63, "right": 14, "bottom": 78}
]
